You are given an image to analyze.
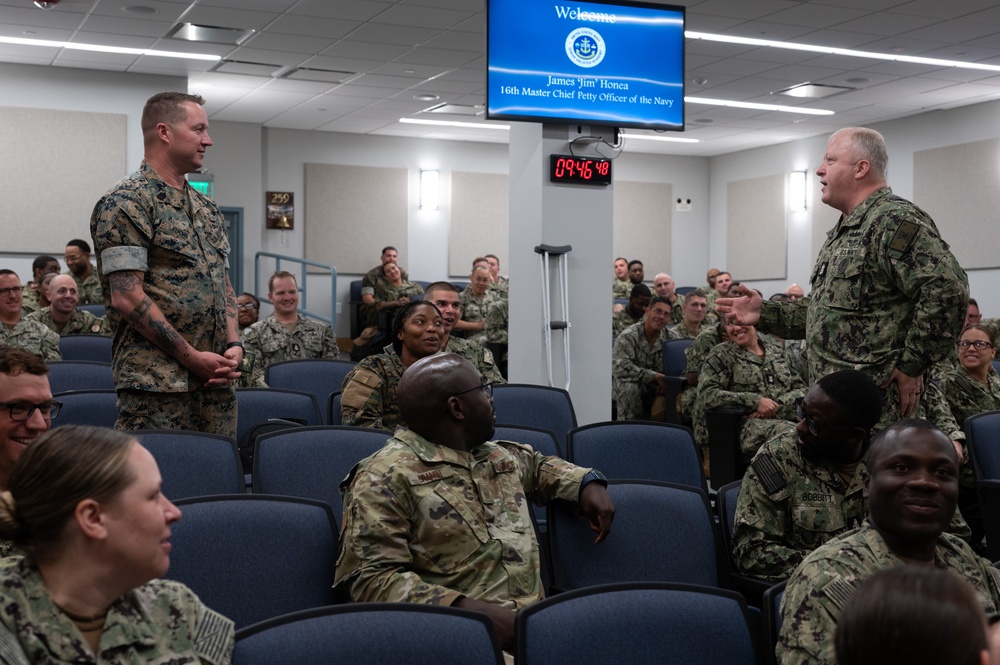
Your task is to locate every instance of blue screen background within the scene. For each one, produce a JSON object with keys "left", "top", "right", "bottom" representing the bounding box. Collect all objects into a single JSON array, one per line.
[{"left": 487, "top": 0, "right": 685, "bottom": 129}]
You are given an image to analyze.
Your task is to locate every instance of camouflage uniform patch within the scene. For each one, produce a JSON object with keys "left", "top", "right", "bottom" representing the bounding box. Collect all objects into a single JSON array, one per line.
[
  {"left": 612, "top": 278, "right": 630, "bottom": 300},
  {"left": 340, "top": 348, "right": 409, "bottom": 430}
]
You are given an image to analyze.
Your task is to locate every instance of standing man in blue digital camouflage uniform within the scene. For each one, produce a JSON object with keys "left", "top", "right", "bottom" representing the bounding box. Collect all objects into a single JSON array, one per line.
[
  {"left": 91, "top": 92, "right": 242, "bottom": 437},
  {"left": 719, "top": 127, "right": 968, "bottom": 428}
]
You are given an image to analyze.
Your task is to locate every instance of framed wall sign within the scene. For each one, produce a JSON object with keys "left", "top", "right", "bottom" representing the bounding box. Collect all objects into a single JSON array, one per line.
[{"left": 266, "top": 191, "right": 294, "bottom": 230}]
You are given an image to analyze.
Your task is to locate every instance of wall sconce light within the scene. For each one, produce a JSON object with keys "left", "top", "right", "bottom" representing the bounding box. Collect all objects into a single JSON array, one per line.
[
  {"left": 420, "top": 169, "right": 439, "bottom": 211},
  {"left": 788, "top": 170, "right": 807, "bottom": 212}
]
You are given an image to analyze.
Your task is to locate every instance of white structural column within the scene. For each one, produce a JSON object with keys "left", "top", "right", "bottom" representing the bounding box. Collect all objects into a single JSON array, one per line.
[{"left": 507, "top": 122, "right": 614, "bottom": 424}]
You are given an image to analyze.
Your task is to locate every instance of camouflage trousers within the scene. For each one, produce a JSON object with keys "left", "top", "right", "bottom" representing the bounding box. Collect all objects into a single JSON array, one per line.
[
  {"left": 116, "top": 387, "right": 237, "bottom": 439},
  {"left": 614, "top": 381, "right": 665, "bottom": 421}
]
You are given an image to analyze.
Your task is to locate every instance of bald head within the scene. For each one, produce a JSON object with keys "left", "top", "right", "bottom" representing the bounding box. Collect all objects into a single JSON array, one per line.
[
  {"left": 398, "top": 353, "right": 494, "bottom": 450},
  {"left": 653, "top": 273, "right": 675, "bottom": 299}
]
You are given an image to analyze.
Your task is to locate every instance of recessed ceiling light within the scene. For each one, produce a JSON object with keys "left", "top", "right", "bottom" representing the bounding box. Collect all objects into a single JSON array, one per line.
[
  {"left": 122, "top": 5, "right": 157, "bottom": 15},
  {"left": 775, "top": 82, "right": 852, "bottom": 99},
  {"left": 167, "top": 23, "right": 255, "bottom": 46},
  {"left": 413, "top": 94, "right": 439, "bottom": 101},
  {"left": 692, "top": 77, "right": 708, "bottom": 86}
]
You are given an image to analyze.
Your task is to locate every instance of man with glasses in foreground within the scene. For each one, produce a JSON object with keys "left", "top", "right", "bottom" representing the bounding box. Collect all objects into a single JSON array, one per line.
[
  {"left": 336, "top": 353, "right": 614, "bottom": 654},
  {"left": 0, "top": 347, "right": 58, "bottom": 558}
]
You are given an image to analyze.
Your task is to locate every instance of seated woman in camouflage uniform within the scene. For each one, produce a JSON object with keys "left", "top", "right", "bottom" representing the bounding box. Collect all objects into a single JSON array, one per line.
[
  {"left": 0, "top": 425, "right": 234, "bottom": 664},
  {"left": 341, "top": 301, "right": 443, "bottom": 430},
  {"left": 374, "top": 262, "right": 424, "bottom": 330},
  {"left": 695, "top": 316, "right": 805, "bottom": 458}
]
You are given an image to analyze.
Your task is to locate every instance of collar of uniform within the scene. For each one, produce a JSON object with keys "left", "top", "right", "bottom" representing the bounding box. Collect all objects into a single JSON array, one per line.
[
  {"left": 139, "top": 160, "right": 190, "bottom": 207},
  {"left": 840, "top": 186, "right": 893, "bottom": 229},
  {"left": 393, "top": 428, "right": 479, "bottom": 466},
  {"left": 12, "top": 558, "right": 159, "bottom": 659}
]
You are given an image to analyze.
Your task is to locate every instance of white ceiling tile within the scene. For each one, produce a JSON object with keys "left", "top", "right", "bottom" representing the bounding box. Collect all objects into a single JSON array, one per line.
[
  {"left": 266, "top": 15, "right": 361, "bottom": 41},
  {"left": 322, "top": 41, "right": 411, "bottom": 61},
  {"left": 286, "top": 0, "right": 393, "bottom": 22},
  {"left": 371, "top": 4, "right": 476, "bottom": 30},
  {"left": 346, "top": 22, "right": 440, "bottom": 46}
]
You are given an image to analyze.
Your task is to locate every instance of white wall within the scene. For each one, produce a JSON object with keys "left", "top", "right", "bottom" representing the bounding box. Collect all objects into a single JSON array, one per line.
[{"left": 706, "top": 101, "right": 1000, "bottom": 317}]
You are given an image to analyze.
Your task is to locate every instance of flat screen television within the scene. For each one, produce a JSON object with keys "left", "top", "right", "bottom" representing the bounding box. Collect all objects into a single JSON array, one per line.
[{"left": 486, "top": 0, "right": 685, "bottom": 131}]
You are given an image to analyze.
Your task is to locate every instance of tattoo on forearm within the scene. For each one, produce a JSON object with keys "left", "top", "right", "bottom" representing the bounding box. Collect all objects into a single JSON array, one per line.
[
  {"left": 225, "top": 289, "right": 237, "bottom": 320},
  {"left": 109, "top": 271, "right": 142, "bottom": 294},
  {"left": 149, "top": 317, "right": 189, "bottom": 358},
  {"left": 126, "top": 297, "right": 152, "bottom": 327}
]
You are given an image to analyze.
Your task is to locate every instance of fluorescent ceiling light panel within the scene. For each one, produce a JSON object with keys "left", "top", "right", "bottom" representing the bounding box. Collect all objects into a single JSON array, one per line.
[
  {"left": 213, "top": 60, "right": 281, "bottom": 76},
  {"left": 686, "top": 31, "right": 1000, "bottom": 73},
  {"left": 686, "top": 96, "right": 835, "bottom": 115},
  {"left": 399, "top": 118, "right": 509, "bottom": 130},
  {"left": 283, "top": 67, "right": 355, "bottom": 83},
  {"left": 0, "top": 36, "right": 220, "bottom": 61},
  {"left": 623, "top": 133, "right": 700, "bottom": 143}
]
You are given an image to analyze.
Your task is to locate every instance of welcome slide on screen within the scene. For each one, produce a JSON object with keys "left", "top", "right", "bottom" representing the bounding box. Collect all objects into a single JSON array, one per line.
[{"left": 487, "top": 0, "right": 685, "bottom": 130}]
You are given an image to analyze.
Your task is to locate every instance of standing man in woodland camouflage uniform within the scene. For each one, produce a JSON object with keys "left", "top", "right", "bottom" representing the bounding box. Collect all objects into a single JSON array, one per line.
[
  {"left": 719, "top": 127, "right": 968, "bottom": 428},
  {"left": 777, "top": 420, "right": 1000, "bottom": 665},
  {"left": 0, "top": 270, "right": 61, "bottom": 362},
  {"left": 91, "top": 92, "right": 242, "bottom": 437},
  {"left": 732, "top": 370, "right": 882, "bottom": 582},
  {"left": 240, "top": 270, "right": 340, "bottom": 385},
  {"left": 611, "top": 296, "right": 672, "bottom": 421},
  {"left": 423, "top": 282, "right": 504, "bottom": 384},
  {"left": 336, "top": 353, "right": 614, "bottom": 653}
]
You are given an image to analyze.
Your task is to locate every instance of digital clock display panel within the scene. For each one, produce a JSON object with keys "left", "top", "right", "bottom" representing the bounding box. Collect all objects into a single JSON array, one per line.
[{"left": 549, "top": 154, "right": 612, "bottom": 185}]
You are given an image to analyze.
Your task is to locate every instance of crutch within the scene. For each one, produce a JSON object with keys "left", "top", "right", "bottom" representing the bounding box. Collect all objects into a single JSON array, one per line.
[{"left": 534, "top": 244, "right": 572, "bottom": 390}]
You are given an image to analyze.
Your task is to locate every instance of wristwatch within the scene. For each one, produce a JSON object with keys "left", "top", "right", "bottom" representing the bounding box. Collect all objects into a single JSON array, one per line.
[{"left": 579, "top": 469, "right": 608, "bottom": 500}]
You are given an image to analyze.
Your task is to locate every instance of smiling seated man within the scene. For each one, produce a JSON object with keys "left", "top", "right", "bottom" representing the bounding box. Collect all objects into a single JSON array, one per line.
[
  {"left": 0, "top": 347, "right": 55, "bottom": 558},
  {"left": 336, "top": 353, "right": 615, "bottom": 655},
  {"left": 239, "top": 270, "right": 340, "bottom": 386},
  {"left": 777, "top": 419, "right": 1000, "bottom": 665}
]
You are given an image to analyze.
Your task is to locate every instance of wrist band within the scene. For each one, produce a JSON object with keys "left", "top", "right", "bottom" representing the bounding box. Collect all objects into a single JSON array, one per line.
[{"left": 226, "top": 341, "right": 244, "bottom": 350}]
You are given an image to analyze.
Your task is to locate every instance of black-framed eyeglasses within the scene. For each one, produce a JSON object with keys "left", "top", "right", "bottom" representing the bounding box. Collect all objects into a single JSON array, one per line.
[
  {"left": 0, "top": 286, "right": 23, "bottom": 297},
  {"left": 236, "top": 303, "right": 258, "bottom": 310},
  {"left": 957, "top": 340, "right": 994, "bottom": 350},
  {"left": 0, "top": 400, "right": 62, "bottom": 421},
  {"left": 451, "top": 377, "right": 494, "bottom": 399},
  {"left": 796, "top": 399, "right": 853, "bottom": 437}
]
